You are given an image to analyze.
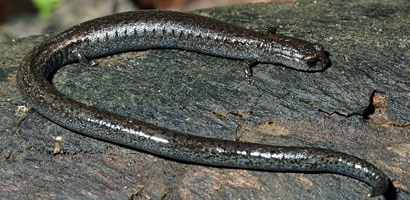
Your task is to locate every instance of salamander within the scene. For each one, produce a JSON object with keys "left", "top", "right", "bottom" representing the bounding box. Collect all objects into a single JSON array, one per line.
[{"left": 17, "top": 10, "right": 388, "bottom": 197}]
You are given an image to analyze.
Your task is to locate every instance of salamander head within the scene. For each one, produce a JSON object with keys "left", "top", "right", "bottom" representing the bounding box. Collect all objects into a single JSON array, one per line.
[{"left": 261, "top": 35, "right": 330, "bottom": 71}]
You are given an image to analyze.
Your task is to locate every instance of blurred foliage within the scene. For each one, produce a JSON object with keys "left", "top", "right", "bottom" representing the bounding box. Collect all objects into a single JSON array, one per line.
[{"left": 32, "top": 0, "right": 63, "bottom": 18}]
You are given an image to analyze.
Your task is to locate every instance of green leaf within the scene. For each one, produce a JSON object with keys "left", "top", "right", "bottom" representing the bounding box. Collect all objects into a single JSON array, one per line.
[{"left": 32, "top": 0, "right": 63, "bottom": 18}]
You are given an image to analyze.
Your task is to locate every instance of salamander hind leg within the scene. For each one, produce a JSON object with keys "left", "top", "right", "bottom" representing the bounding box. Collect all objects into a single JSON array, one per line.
[
  {"left": 72, "top": 49, "right": 97, "bottom": 66},
  {"left": 243, "top": 57, "right": 258, "bottom": 84},
  {"left": 264, "top": 26, "right": 277, "bottom": 34}
]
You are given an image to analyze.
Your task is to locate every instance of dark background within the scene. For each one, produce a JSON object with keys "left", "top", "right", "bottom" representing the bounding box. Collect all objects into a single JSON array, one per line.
[{"left": 0, "top": 0, "right": 277, "bottom": 41}]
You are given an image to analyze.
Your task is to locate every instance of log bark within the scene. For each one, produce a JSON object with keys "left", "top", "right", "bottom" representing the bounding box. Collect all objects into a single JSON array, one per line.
[{"left": 1, "top": 0, "right": 409, "bottom": 199}]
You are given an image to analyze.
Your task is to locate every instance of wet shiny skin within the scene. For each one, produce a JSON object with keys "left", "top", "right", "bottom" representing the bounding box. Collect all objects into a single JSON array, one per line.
[{"left": 17, "top": 10, "right": 388, "bottom": 197}]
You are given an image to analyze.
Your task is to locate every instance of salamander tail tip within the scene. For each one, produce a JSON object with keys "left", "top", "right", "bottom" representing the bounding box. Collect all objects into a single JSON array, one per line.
[
  {"left": 367, "top": 186, "right": 386, "bottom": 197},
  {"left": 367, "top": 192, "right": 374, "bottom": 198}
]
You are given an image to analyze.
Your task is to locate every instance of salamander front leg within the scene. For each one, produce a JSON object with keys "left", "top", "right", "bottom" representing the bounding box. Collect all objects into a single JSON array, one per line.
[
  {"left": 72, "top": 49, "right": 97, "bottom": 66},
  {"left": 243, "top": 57, "right": 257, "bottom": 84}
]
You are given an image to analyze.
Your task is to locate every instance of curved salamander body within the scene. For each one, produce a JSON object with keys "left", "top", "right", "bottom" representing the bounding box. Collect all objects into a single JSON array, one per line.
[{"left": 17, "top": 10, "right": 388, "bottom": 197}]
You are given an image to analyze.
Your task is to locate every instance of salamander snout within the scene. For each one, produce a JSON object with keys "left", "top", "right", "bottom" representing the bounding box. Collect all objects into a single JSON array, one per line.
[
  {"left": 304, "top": 43, "right": 329, "bottom": 70},
  {"left": 260, "top": 36, "right": 330, "bottom": 71}
]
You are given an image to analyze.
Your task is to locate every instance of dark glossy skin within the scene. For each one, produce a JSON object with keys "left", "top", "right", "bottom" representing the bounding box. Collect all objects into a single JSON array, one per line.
[{"left": 17, "top": 10, "right": 388, "bottom": 197}]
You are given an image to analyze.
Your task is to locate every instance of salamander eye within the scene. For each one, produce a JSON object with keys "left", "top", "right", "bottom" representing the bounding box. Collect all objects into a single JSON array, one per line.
[
  {"left": 313, "top": 43, "right": 324, "bottom": 51},
  {"left": 306, "top": 56, "right": 318, "bottom": 67}
]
